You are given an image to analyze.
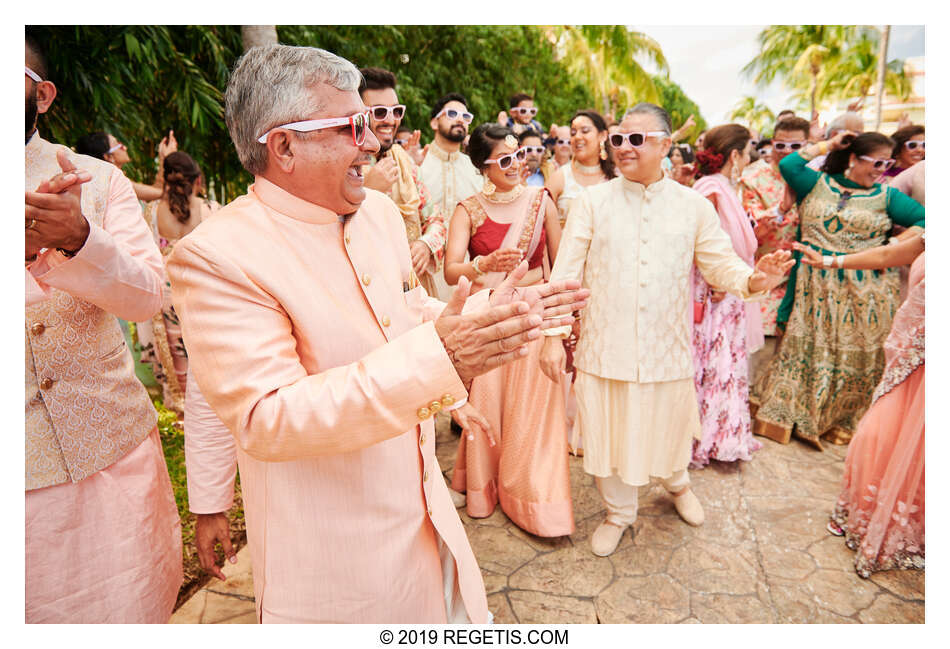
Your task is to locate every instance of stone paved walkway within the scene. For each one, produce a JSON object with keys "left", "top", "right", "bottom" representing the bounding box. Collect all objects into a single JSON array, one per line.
[{"left": 172, "top": 410, "right": 924, "bottom": 624}]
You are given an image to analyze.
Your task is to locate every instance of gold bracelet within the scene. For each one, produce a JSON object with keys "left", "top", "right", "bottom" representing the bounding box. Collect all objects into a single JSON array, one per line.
[{"left": 818, "top": 141, "right": 829, "bottom": 156}]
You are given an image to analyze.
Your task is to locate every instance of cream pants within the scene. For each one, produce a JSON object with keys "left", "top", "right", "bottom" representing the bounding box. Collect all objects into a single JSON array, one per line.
[{"left": 595, "top": 470, "right": 690, "bottom": 526}]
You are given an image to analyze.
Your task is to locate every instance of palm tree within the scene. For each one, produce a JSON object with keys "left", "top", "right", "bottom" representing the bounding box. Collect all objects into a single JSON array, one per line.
[
  {"left": 743, "top": 25, "right": 858, "bottom": 116},
  {"left": 817, "top": 29, "right": 910, "bottom": 116},
  {"left": 547, "top": 25, "right": 669, "bottom": 119},
  {"left": 874, "top": 26, "right": 891, "bottom": 129},
  {"left": 728, "top": 96, "right": 776, "bottom": 134}
]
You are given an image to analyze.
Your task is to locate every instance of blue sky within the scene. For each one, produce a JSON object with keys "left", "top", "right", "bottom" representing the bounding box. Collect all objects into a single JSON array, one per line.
[{"left": 637, "top": 25, "right": 925, "bottom": 124}]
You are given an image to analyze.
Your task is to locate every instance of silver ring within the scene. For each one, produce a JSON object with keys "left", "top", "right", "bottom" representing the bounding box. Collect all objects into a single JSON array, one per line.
[{"left": 27, "top": 218, "right": 36, "bottom": 230}]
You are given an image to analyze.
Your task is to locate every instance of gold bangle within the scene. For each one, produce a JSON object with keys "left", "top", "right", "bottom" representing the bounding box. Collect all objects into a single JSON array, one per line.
[
  {"left": 471, "top": 255, "right": 486, "bottom": 276},
  {"left": 818, "top": 141, "right": 829, "bottom": 156}
]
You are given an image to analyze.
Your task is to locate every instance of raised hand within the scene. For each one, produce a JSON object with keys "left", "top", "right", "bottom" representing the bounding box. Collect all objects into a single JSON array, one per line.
[
  {"left": 364, "top": 156, "right": 399, "bottom": 192},
  {"left": 158, "top": 129, "right": 178, "bottom": 161},
  {"left": 482, "top": 248, "right": 524, "bottom": 274},
  {"left": 749, "top": 250, "right": 795, "bottom": 293},
  {"left": 791, "top": 242, "right": 825, "bottom": 267},
  {"left": 489, "top": 260, "right": 591, "bottom": 327}
]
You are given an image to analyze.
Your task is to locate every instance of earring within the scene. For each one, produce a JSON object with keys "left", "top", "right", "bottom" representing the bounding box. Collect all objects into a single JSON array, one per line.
[
  {"left": 481, "top": 178, "right": 496, "bottom": 196},
  {"left": 599, "top": 140, "right": 607, "bottom": 161},
  {"left": 730, "top": 164, "right": 740, "bottom": 184}
]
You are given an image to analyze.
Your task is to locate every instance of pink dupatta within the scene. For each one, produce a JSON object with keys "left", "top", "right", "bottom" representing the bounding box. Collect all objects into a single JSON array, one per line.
[{"left": 692, "top": 173, "right": 764, "bottom": 352}]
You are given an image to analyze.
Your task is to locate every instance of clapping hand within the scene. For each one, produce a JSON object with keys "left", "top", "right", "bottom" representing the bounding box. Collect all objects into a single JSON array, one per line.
[
  {"left": 489, "top": 260, "right": 591, "bottom": 328},
  {"left": 25, "top": 149, "right": 92, "bottom": 260}
]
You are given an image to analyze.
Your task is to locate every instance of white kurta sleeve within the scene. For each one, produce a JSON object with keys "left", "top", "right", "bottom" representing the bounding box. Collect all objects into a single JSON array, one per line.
[
  {"left": 544, "top": 189, "right": 593, "bottom": 336},
  {"left": 693, "top": 200, "right": 762, "bottom": 300}
]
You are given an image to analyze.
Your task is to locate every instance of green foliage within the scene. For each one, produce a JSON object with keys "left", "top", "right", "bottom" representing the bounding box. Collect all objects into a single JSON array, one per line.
[
  {"left": 728, "top": 95, "right": 776, "bottom": 134},
  {"left": 652, "top": 77, "right": 707, "bottom": 143},
  {"left": 279, "top": 25, "right": 595, "bottom": 134},
  {"left": 31, "top": 26, "right": 250, "bottom": 204}
]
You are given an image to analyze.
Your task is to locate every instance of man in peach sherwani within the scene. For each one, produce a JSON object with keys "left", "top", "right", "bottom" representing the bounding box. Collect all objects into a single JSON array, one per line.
[
  {"left": 24, "top": 35, "right": 182, "bottom": 622},
  {"left": 167, "top": 44, "right": 588, "bottom": 623}
]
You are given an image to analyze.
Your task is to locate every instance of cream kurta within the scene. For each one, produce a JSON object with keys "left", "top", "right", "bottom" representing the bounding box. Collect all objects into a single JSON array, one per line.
[
  {"left": 419, "top": 145, "right": 482, "bottom": 301},
  {"left": 547, "top": 176, "right": 761, "bottom": 484},
  {"left": 167, "top": 178, "right": 489, "bottom": 624}
]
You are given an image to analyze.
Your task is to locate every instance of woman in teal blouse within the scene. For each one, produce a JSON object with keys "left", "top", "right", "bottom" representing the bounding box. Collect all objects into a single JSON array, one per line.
[{"left": 752, "top": 131, "right": 924, "bottom": 450}]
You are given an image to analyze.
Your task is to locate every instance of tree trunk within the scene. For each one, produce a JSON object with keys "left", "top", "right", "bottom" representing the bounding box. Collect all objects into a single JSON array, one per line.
[
  {"left": 874, "top": 26, "right": 891, "bottom": 130},
  {"left": 242, "top": 25, "right": 278, "bottom": 52}
]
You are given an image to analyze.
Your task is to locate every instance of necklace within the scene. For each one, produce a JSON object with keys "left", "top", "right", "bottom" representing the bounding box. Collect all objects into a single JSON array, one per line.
[
  {"left": 573, "top": 160, "right": 604, "bottom": 177},
  {"left": 484, "top": 184, "right": 526, "bottom": 204}
]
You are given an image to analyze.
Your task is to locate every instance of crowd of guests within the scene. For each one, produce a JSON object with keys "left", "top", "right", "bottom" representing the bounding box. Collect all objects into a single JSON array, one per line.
[{"left": 25, "top": 31, "right": 924, "bottom": 624}]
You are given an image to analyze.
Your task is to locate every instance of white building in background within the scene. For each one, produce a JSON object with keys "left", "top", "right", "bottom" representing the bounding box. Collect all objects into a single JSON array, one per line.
[{"left": 828, "top": 56, "right": 924, "bottom": 135}]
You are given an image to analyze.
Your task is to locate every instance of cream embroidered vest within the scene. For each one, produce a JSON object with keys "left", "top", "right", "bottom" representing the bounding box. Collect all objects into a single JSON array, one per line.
[{"left": 25, "top": 134, "right": 157, "bottom": 490}]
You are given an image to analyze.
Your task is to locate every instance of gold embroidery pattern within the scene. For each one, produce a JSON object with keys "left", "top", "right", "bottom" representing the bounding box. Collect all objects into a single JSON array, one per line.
[{"left": 25, "top": 138, "right": 156, "bottom": 490}]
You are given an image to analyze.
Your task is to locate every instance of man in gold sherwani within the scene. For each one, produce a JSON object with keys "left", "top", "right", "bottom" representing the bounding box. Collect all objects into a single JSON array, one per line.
[
  {"left": 168, "top": 45, "right": 588, "bottom": 623},
  {"left": 540, "top": 103, "right": 792, "bottom": 557}
]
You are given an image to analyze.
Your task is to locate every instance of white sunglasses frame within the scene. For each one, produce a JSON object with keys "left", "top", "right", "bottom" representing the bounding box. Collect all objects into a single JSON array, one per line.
[
  {"left": 512, "top": 107, "right": 538, "bottom": 117},
  {"left": 25, "top": 66, "right": 43, "bottom": 83},
  {"left": 257, "top": 110, "right": 371, "bottom": 145},
  {"left": 609, "top": 131, "right": 669, "bottom": 148},
  {"left": 772, "top": 140, "right": 806, "bottom": 152},
  {"left": 859, "top": 155, "right": 896, "bottom": 171},
  {"left": 485, "top": 147, "right": 528, "bottom": 170},
  {"left": 369, "top": 104, "right": 406, "bottom": 121},
  {"left": 905, "top": 140, "right": 925, "bottom": 151},
  {"left": 436, "top": 107, "right": 474, "bottom": 124}
]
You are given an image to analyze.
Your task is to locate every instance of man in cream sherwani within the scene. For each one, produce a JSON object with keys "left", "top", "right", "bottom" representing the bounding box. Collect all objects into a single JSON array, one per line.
[
  {"left": 167, "top": 45, "right": 588, "bottom": 623},
  {"left": 539, "top": 103, "right": 792, "bottom": 557}
]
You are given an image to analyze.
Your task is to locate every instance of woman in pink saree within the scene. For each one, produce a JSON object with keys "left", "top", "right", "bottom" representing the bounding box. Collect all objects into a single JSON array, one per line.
[
  {"left": 689, "top": 125, "right": 764, "bottom": 468},
  {"left": 444, "top": 124, "right": 572, "bottom": 537},
  {"left": 796, "top": 235, "right": 925, "bottom": 578}
]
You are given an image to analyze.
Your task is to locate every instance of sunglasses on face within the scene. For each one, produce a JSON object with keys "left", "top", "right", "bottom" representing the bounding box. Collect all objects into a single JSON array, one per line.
[
  {"left": 905, "top": 140, "right": 925, "bottom": 151},
  {"left": 257, "top": 110, "right": 371, "bottom": 146},
  {"left": 436, "top": 108, "right": 474, "bottom": 124},
  {"left": 25, "top": 66, "right": 43, "bottom": 83},
  {"left": 369, "top": 104, "right": 406, "bottom": 121},
  {"left": 609, "top": 131, "right": 668, "bottom": 148},
  {"left": 511, "top": 107, "right": 538, "bottom": 117},
  {"left": 521, "top": 146, "right": 545, "bottom": 155},
  {"left": 485, "top": 147, "right": 527, "bottom": 170},
  {"left": 556, "top": 139, "right": 571, "bottom": 146},
  {"left": 395, "top": 138, "right": 408, "bottom": 146},
  {"left": 858, "top": 156, "right": 895, "bottom": 171},
  {"left": 107, "top": 142, "right": 127, "bottom": 154},
  {"left": 750, "top": 139, "right": 760, "bottom": 148},
  {"left": 772, "top": 141, "right": 806, "bottom": 152}
]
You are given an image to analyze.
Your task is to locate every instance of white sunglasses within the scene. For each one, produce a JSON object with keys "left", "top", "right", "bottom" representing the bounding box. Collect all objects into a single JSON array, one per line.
[
  {"left": 25, "top": 66, "right": 43, "bottom": 83},
  {"left": 257, "top": 110, "right": 371, "bottom": 145},
  {"left": 436, "top": 107, "right": 474, "bottom": 124},
  {"left": 511, "top": 107, "right": 538, "bottom": 117}
]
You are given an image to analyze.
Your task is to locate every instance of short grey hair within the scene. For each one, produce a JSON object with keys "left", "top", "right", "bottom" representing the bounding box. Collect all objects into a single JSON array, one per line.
[
  {"left": 623, "top": 102, "right": 672, "bottom": 134},
  {"left": 225, "top": 44, "right": 362, "bottom": 175},
  {"left": 826, "top": 112, "right": 865, "bottom": 139}
]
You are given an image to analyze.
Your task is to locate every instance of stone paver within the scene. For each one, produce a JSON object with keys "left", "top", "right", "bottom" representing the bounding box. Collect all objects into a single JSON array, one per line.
[{"left": 174, "top": 404, "right": 924, "bottom": 624}]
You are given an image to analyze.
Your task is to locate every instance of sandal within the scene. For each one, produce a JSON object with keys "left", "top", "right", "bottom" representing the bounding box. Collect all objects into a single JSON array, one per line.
[{"left": 827, "top": 520, "right": 845, "bottom": 536}]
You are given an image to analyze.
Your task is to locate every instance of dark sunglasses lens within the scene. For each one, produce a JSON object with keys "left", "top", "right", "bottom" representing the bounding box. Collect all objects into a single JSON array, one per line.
[
  {"left": 393, "top": 106, "right": 405, "bottom": 119},
  {"left": 446, "top": 110, "right": 458, "bottom": 119},
  {"left": 372, "top": 107, "right": 388, "bottom": 120},
  {"left": 609, "top": 134, "right": 623, "bottom": 147},
  {"left": 630, "top": 133, "right": 645, "bottom": 146},
  {"left": 515, "top": 149, "right": 527, "bottom": 160},
  {"left": 790, "top": 142, "right": 802, "bottom": 150},
  {"left": 354, "top": 115, "right": 366, "bottom": 144},
  {"left": 498, "top": 156, "right": 513, "bottom": 169}
]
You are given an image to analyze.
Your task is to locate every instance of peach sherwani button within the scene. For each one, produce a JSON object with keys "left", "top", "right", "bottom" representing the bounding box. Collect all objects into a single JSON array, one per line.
[
  {"left": 362, "top": 274, "right": 371, "bottom": 286},
  {"left": 381, "top": 315, "right": 391, "bottom": 327},
  {"left": 31, "top": 322, "right": 45, "bottom": 335}
]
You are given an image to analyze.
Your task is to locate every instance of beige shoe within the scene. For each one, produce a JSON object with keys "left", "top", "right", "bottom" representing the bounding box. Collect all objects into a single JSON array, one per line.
[
  {"left": 672, "top": 488, "right": 704, "bottom": 526},
  {"left": 591, "top": 520, "right": 628, "bottom": 557},
  {"left": 449, "top": 487, "right": 467, "bottom": 508}
]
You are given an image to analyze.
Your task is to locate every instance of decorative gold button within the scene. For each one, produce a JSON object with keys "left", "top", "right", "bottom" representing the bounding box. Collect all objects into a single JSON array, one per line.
[
  {"left": 362, "top": 274, "right": 371, "bottom": 286},
  {"left": 419, "top": 434, "right": 426, "bottom": 446},
  {"left": 417, "top": 406, "right": 430, "bottom": 420},
  {"left": 429, "top": 400, "right": 442, "bottom": 414},
  {"left": 344, "top": 234, "right": 351, "bottom": 244},
  {"left": 427, "top": 507, "right": 432, "bottom": 517},
  {"left": 381, "top": 315, "right": 391, "bottom": 327},
  {"left": 40, "top": 377, "right": 54, "bottom": 390},
  {"left": 31, "top": 322, "right": 45, "bottom": 336},
  {"left": 423, "top": 470, "right": 428, "bottom": 482},
  {"left": 441, "top": 394, "right": 455, "bottom": 407}
]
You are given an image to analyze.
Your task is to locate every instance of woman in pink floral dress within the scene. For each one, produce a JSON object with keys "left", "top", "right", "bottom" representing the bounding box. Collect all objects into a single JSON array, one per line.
[{"left": 690, "top": 125, "right": 764, "bottom": 468}]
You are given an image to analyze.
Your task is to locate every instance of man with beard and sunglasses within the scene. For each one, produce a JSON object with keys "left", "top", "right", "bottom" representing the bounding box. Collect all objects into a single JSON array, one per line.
[
  {"left": 24, "top": 33, "right": 182, "bottom": 623},
  {"left": 359, "top": 67, "right": 447, "bottom": 300},
  {"left": 167, "top": 44, "right": 590, "bottom": 623},
  {"left": 738, "top": 115, "right": 811, "bottom": 339},
  {"left": 538, "top": 102, "right": 794, "bottom": 558}
]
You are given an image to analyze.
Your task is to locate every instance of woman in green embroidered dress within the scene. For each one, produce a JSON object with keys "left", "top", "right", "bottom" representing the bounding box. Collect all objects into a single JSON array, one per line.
[{"left": 752, "top": 131, "right": 924, "bottom": 450}]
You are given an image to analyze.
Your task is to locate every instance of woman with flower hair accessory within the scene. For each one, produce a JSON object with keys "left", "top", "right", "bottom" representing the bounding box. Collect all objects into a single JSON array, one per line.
[
  {"left": 753, "top": 130, "right": 924, "bottom": 450},
  {"left": 688, "top": 124, "right": 764, "bottom": 469}
]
